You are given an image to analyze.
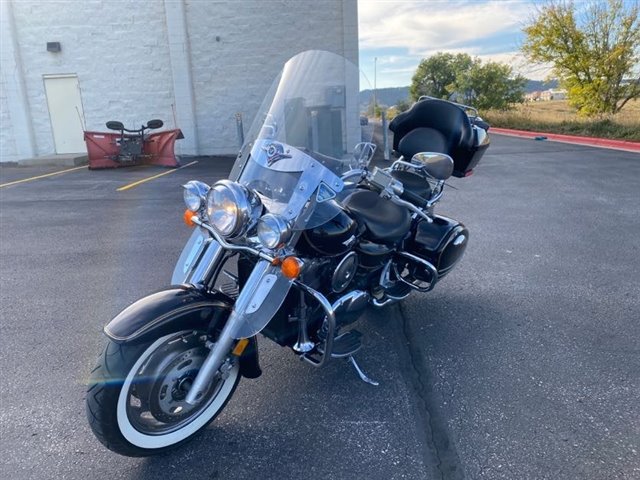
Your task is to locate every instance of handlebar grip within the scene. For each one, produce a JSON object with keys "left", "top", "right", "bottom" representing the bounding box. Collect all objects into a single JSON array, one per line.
[{"left": 400, "top": 188, "right": 429, "bottom": 209}]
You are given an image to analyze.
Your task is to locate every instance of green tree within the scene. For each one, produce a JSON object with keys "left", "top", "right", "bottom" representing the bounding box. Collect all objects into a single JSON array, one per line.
[
  {"left": 366, "top": 100, "right": 382, "bottom": 118},
  {"left": 522, "top": 0, "right": 640, "bottom": 116},
  {"left": 411, "top": 52, "right": 526, "bottom": 110},
  {"left": 410, "top": 52, "right": 473, "bottom": 100},
  {"left": 396, "top": 99, "right": 411, "bottom": 112},
  {"left": 454, "top": 61, "right": 527, "bottom": 110}
]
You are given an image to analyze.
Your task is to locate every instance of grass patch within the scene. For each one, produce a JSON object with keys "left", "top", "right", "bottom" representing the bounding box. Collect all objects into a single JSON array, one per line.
[{"left": 483, "top": 100, "right": 640, "bottom": 141}]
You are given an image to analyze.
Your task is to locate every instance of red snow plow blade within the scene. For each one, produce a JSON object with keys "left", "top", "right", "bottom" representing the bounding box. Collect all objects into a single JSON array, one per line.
[{"left": 84, "top": 129, "right": 183, "bottom": 169}]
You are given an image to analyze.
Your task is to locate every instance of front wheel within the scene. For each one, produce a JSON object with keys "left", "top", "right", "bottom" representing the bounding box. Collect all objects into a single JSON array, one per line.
[{"left": 86, "top": 330, "right": 240, "bottom": 457}]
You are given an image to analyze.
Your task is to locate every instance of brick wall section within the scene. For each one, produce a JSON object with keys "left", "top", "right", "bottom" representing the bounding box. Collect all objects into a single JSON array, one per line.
[{"left": 1, "top": 0, "right": 357, "bottom": 159}]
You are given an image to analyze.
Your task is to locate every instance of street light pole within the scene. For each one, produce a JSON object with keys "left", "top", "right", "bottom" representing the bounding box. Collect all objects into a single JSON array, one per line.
[{"left": 373, "top": 56, "right": 377, "bottom": 118}]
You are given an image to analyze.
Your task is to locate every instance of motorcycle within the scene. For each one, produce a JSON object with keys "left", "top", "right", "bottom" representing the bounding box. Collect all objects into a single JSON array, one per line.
[
  {"left": 84, "top": 118, "right": 183, "bottom": 169},
  {"left": 86, "top": 50, "right": 490, "bottom": 456}
]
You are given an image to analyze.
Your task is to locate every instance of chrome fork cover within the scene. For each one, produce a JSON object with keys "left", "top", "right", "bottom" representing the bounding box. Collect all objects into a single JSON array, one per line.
[
  {"left": 172, "top": 227, "right": 209, "bottom": 285},
  {"left": 184, "top": 259, "right": 291, "bottom": 404},
  {"left": 231, "top": 260, "right": 292, "bottom": 339}
]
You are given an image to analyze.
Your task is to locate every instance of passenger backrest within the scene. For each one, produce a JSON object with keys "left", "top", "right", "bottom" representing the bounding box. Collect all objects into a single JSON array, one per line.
[{"left": 389, "top": 99, "right": 474, "bottom": 160}]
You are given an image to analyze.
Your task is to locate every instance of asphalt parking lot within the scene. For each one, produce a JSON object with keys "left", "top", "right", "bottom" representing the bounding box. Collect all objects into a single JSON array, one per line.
[
  {"left": 0, "top": 155, "right": 427, "bottom": 480},
  {"left": 402, "top": 137, "right": 640, "bottom": 479},
  {"left": 0, "top": 136, "right": 639, "bottom": 479}
]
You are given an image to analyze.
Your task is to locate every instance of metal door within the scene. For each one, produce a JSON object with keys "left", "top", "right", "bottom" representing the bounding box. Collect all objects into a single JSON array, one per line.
[{"left": 43, "top": 75, "right": 85, "bottom": 154}]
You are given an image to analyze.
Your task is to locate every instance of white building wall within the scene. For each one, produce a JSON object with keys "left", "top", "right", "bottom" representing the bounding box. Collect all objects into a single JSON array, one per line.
[
  {"left": 7, "top": 0, "right": 175, "bottom": 157},
  {"left": 0, "top": 74, "right": 18, "bottom": 162},
  {"left": 1, "top": 0, "right": 36, "bottom": 162},
  {"left": 186, "top": 0, "right": 355, "bottom": 155},
  {"left": 0, "top": 0, "right": 357, "bottom": 160}
]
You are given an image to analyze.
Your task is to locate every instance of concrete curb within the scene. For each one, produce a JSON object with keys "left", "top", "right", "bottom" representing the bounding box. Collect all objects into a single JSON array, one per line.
[
  {"left": 3, "top": 153, "right": 89, "bottom": 168},
  {"left": 490, "top": 127, "right": 640, "bottom": 154}
]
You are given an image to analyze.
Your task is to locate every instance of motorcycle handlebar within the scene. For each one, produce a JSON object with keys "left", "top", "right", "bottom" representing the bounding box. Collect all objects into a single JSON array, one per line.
[
  {"left": 365, "top": 168, "right": 433, "bottom": 223},
  {"left": 366, "top": 168, "right": 428, "bottom": 209},
  {"left": 399, "top": 188, "right": 429, "bottom": 209}
]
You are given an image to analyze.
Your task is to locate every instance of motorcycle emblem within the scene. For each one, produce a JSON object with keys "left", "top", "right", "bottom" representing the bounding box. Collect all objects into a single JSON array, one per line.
[{"left": 262, "top": 142, "right": 291, "bottom": 165}]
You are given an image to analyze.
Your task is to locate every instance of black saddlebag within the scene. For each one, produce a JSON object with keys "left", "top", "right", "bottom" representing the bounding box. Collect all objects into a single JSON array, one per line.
[{"left": 406, "top": 215, "right": 469, "bottom": 278}]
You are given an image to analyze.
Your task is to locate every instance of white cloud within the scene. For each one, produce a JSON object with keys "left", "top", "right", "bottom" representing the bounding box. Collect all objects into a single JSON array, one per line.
[
  {"left": 358, "top": 1, "right": 552, "bottom": 85},
  {"left": 358, "top": 0, "right": 531, "bottom": 55}
]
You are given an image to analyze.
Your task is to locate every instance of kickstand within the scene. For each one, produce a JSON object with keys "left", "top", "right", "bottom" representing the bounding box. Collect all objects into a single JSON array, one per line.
[{"left": 347, "top": 356, "right": 379, "bottom": 386}]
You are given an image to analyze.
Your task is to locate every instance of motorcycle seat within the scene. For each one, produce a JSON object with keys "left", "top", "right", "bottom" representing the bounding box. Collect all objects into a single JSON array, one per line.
[
  {"left": 343, "top": 189, "right": 411, "bottom": 244},
  {"left": 390, "top": 170, "right": 432, "bottom": 200}
]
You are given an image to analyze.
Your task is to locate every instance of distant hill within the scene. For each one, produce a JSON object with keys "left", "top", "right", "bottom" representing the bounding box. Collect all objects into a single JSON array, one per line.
[
  {"left": 359, "top": 80, "right": 560, "bottom": 110},
  {"left": 360, "top": 87, "right": 410, "bottom": 109},
  {"left": 525, "top": 79, "right": 559, "bottom": 92}
]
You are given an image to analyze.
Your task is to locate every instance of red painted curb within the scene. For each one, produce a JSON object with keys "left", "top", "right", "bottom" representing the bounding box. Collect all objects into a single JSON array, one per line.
[{"left": 490, "top": 127, "right": 640, "bottom": 153}]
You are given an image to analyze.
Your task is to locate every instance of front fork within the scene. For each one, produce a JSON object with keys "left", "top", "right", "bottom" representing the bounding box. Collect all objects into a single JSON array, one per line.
[
  {"left": 184, "top": 259, "right": 291, "bottom": 404},
  {"left": 185, "top": 325, "right": 236, "bottom": 404},
  {"left": 184, "top": 273, "right": 341, "bottom": 404},
  {"left": 173, "top": 222, "right": 341, "bottom": 404}
]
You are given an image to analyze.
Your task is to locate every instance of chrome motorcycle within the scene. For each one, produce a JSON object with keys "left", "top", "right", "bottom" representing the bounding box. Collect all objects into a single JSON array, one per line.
[{"left": 86, "top": 50, "right": 489, "bottom": 456}]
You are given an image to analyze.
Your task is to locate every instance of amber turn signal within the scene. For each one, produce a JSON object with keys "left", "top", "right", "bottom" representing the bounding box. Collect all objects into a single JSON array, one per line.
[
  {"left": 232, "top": 338, "right": 249, "bottom": 356},
  {"left": 281, "top": 256, "right": 302, "bottom": 279},
  {"left": 183, "top": 209, "right": 197, "bottom": 227}
]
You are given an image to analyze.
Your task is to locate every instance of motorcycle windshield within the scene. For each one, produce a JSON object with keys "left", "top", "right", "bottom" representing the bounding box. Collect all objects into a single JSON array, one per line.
[{"left": 231, "top": 50, "right": 373, "bottom": 230}]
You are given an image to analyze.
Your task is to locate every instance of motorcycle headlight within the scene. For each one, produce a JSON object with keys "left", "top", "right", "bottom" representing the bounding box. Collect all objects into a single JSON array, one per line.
[
  {"left": 206, "top": 180, "right": 260, "bottom": 237},
  {"left": 182, "top": 181, "right": 210, "bottom": 212},
  {"left": 257, "top": 213, "right": 291, "bottom": 249}
]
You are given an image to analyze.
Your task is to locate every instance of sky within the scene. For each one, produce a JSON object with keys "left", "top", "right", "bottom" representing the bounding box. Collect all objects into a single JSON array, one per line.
[{"left": 358, "top": 0, "right": 553, "bottom": 88}]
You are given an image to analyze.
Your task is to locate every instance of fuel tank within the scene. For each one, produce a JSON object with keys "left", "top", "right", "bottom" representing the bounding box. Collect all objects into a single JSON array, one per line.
[{"left": 297, "top": 210, "right": 358, "bottom": 257}]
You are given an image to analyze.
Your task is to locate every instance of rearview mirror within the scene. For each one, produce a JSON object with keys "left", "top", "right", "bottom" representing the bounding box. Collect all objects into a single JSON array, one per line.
[
  {"left": 411, "top": 152, "right": 454, "bottom": 180},
  {"left": 106, "top": 121, "right": 124, "bottom": 131},
  {"left": 146, "top": 119, "right": 164, "bottom": 129},
  {"left": 353, "top": 142, "right": 377, "bottom": 168}
]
